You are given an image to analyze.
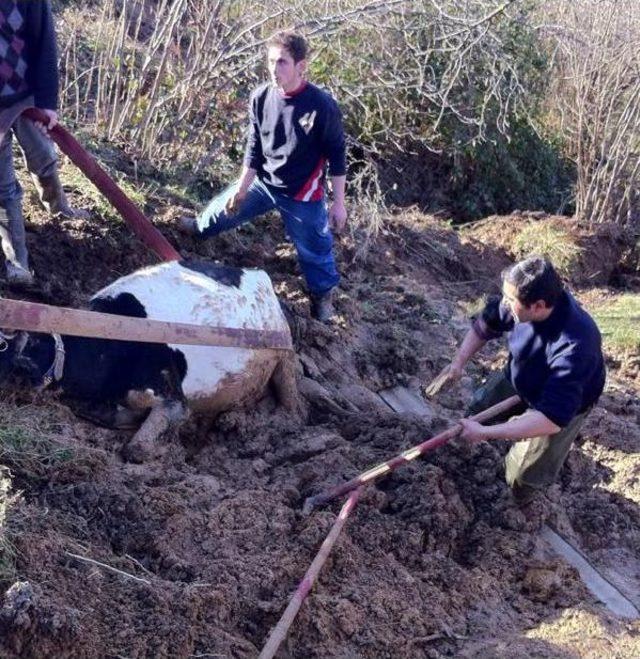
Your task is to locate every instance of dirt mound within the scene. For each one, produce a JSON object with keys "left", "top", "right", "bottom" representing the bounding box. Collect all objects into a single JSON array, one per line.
[
  {"left": 1, "top": 194, "right": 639, "bottom": 657},
  {"left": 461, "top": 213, "right": 635, "bottom": 286}
]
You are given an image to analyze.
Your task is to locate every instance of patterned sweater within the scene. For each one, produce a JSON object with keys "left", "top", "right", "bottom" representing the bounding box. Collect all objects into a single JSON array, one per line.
[{"left": 0, "top": 0, "right": 58, "bottom": 109}]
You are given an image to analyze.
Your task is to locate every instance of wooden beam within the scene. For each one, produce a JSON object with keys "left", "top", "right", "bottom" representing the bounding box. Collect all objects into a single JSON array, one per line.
[{"left": 0, "top": 298, "right": 292, "bottom": 351}]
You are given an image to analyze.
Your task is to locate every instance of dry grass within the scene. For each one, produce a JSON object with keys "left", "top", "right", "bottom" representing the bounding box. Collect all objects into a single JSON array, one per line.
[
  {"left": 0, "top": 399, "right": 84, "bottom": 481},
  {"left": 0, "top": 398, "right": 98, "bottom": 584},
  {"left": 513, "top": 223, "right": 583, "bottom": 277}
]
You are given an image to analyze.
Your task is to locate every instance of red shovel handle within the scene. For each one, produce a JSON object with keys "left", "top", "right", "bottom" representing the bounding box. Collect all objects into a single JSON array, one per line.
[
  {"left": 304, "top": 395, "right": 522, "bottom": 512},
  {"left": 23, "top": 108, "right": 181, "bottom": 262}
]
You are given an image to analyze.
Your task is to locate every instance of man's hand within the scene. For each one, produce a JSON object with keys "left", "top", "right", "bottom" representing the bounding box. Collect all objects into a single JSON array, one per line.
[
  {"left": 424, "top": 362, "right": 464, "bottom": 398},
  {"left": 328, "top": 200, "right": 347, "bottom": 233},
  {"left": 459, "top": 419, "right": 489, "bottom": 445},
  {"left": 34, "top": 109, "right": 58, "bottom": 135},
  {"left": 225, "top": 189, "right": 247, "bottom": 216}
]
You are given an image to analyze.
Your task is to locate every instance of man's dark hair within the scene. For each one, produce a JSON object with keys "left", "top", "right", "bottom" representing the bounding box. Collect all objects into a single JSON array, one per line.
[
  {"left": 266, "top": 31, "right": 308, "bottom": 63},
  {"left": 502, "top": 256, "right": 564, "bottom": 307}
]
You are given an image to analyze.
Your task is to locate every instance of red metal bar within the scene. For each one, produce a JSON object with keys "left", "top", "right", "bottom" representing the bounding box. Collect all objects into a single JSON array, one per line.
[
  {"left": 259, "top": 487, "right": 363, "bottom": 659},
  {"left": 22, "top": 109, "right": 181, "bottom": 262},
  {"left": 303, "top": 395, "right": 521, "bottom": 513}
]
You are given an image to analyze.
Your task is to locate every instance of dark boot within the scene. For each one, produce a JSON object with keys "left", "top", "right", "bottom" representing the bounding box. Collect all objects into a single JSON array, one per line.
[
  {"left": 0, "top": 204, "right": 34, "bottom": 287},
  {"left": 310, "top": 289, "right": 335, "bottom": 322},
  {"left": 32, "top": 171, "right": 89, "bottom": 219}
]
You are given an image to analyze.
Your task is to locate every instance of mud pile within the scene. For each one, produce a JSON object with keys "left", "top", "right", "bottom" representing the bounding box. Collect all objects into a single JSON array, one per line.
[{"left": 0, "top": 194, "right": 639, "bottom": 657}]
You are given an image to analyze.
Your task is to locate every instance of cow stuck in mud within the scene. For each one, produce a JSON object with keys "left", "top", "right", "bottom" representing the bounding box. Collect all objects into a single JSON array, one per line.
[{"left": 0, "top": 260, "right": 299, "bottom": 460}]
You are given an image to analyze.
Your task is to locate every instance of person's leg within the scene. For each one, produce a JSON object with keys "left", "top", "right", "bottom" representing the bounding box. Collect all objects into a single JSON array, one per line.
[
  {"left": 0, "top": 129, "right": 31, "bottom": 282},
  {"left": 13, "top": 116, "right": 88, "bottom": 219},
  {"left": 195, "top": 179, "right": 275, "bottom": 239},
  {"left": 505, "top": 408, "right": 591, "bottom": 498},
  {"left": 13, "top": 115, "right": 57, "bottom": 177},
  {"left": 278, "top": 196, "right": 340, "bottom": 297},
  {"left": 467, "top": 370, "right": 522, "bottom": 420}
]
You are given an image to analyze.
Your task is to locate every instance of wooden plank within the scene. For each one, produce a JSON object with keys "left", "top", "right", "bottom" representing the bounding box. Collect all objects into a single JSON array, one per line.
[
  {"left": 0, "top": 298, "right": 292, "bottom": 351},
  {"left": 542, "top": 525, "right": 639, "bottom": 619},
  {"left": 378, "top": 386, "right": 434, "bottom": 418}
]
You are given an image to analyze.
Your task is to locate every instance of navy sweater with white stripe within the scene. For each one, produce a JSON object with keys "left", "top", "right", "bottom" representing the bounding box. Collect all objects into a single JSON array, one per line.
[
  {"left": 473, "top": 290, "right": 606, "bottom": 427},
  {"left": 243, "top": 81, "right": 346, "bottom": 201}
]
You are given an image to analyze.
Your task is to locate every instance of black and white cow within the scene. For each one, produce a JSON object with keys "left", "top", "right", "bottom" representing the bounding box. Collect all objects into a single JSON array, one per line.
[{"left": 0, "top": 260, "right": 299, "bottom": 460}]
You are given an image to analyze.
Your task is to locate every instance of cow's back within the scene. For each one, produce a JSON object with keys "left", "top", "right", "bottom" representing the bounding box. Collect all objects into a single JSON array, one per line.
[{"left": 91, "top": 260, "right": 290, "bottom": 413}]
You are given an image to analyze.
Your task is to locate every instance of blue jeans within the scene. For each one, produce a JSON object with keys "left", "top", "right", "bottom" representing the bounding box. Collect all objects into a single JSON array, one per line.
[{"left": 196, "top": 178, "right": 340, "bottom": 296}]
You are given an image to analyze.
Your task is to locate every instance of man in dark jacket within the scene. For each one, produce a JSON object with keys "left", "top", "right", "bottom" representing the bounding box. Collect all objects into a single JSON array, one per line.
[
  {"left": 179, "top": 31, "right": 346, "bottom": 322},
  {"left": 433, "top": 257, "right": 605, "bottom": 500},
  {"left": 0, "top": 0, "right": 86, "bottom": 286}
]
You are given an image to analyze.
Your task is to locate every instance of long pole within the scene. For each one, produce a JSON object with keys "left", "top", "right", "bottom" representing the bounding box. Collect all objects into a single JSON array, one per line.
[
  {"left": 0, "top": 297, "right": 292, "bottom": 351},
  {"left": 22, "top": 109, "right": 181, "bottom": 262},
  {"left": 259, "top": 487, "right": 363, "bottom": 659},
  {"left": 303, "top": 395, "right": 521, "bottom": 513}
]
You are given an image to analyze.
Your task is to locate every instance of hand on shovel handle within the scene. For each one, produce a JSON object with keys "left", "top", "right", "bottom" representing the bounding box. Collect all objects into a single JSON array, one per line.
[{"left": 424, "top": 363, "right": 463, "bottom": 398}]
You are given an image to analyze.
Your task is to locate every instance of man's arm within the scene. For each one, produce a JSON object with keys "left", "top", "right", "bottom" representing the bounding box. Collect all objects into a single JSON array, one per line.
[
  {"left": 227, "top": 90, "right": 264, "bottom": 215},
  {"left": 322, "top": 98, "right": 347, "bottom": 232},
  {"left": 328, "top": 174, "right": 347, "bottom": 232},
  {"left": 460, "top": 410, "right": 560, "bottom": 444},
  {"left": 225, "top": 166, "right": 257, "bottom": 215},
  {"left": 425, "top": 297, "right": 511, "bottom": 397},
  {"left": 29, "top": 1, "right": 59, "bottom": 134},
  {"left": 451, "top": 326, "right": 488, "bottom": 373},
  {"left": 425, "top": 325, "right": 487, "bottom": 395}
]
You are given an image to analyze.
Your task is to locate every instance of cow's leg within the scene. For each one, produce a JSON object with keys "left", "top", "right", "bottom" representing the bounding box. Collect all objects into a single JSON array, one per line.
[
  {"left": 271, "top": 353, "right": 304, "bottom": 417},
  {"left": 126, "top": 388, "right": 161, "bottom": 411},
  {"left": 123, "top": 395, "right": 187, "bottom": 463}
]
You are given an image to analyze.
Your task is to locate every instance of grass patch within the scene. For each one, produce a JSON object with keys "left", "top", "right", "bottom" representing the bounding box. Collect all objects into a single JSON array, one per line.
[
  {"left": 513, "top": 222, "right": 583, "bottom": 277},
  {"left": 59, "top": 159, "right": 150, "bottom": 224},
  {"left": 591, "top": 294, "right": 640, "bottom": 353},
  {"left": 0, "top": 403, "right": 78, "bottom": 481}
]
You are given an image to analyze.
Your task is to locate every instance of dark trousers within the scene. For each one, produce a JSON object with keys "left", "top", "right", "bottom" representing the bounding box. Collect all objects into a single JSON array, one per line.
[{"left": 468, "top": 372, "right": 590, "bottom": 494}]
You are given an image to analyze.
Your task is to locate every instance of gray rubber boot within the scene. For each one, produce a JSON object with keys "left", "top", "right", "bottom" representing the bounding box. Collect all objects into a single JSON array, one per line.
[{"left": 0, "top": 203, "right": 34, "bottom": 286}]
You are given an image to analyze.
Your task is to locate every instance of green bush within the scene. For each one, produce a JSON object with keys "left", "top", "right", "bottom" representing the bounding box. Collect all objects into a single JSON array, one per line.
[{"left": 448, "top": 121, "right": 575, "bottom": 221}]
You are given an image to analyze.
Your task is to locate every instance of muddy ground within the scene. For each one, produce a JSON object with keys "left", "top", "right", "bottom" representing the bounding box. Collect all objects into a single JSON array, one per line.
[{"left": 0, "top": 178, "right": 639, "bottom": 658}]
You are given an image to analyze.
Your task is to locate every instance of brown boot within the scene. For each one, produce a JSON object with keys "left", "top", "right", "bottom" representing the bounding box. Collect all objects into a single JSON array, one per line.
[{"left": 33, "top": 171, "right": 90, "bottom": 219}]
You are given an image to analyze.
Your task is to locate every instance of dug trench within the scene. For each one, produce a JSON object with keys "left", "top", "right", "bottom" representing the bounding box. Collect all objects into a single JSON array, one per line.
[{"left": 0, "top": 199, "right": 639, "bottom": 658}]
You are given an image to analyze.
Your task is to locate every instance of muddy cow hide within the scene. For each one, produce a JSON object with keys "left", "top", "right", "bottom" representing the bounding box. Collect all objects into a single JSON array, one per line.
[{"left": 0, "top": 260, "right": 298, "bottom": 459}]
